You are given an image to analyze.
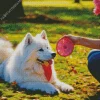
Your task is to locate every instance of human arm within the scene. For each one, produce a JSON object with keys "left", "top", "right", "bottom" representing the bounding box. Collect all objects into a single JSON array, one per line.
[{"left": 65, "top": 35, "right": 100, "bottom": 49}]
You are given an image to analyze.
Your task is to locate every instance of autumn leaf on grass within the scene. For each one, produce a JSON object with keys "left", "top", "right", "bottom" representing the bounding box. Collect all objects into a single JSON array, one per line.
[
  {"left": 69, "top": 66, "right": 77, "bottom": 74},
  {"left": 82, "top": 88, "right": 87, "bottom": 94},
  {"left": 90, "top": 82, "right": 96, "bottom": 86},
  {"left": 27, "top": 96, "right": 40, "bottom": 100},
  {"left": 11, "top": 81, "right": 17, "bottom": 86},
  {"left": 1, "top": 97, "right": 7, "bottom": 100},
  {"left": 97, "top": 89, "right": 100, "bottom": 92}
]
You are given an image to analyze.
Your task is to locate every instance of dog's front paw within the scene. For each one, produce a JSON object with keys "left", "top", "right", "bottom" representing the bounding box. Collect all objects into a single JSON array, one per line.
[
  {"left": 60, "top": 83, "right": 74, "bottom": 92},
  {"left": 44, "top": 85, "right": 59, "bottom": 95}
]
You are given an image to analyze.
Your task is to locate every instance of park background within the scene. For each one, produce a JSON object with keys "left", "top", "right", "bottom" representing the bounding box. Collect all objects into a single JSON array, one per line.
[{"left": 0, "top": 0, "right": 100, "bottom": 100}]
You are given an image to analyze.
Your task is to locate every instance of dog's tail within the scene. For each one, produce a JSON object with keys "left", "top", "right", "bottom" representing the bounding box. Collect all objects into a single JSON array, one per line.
[{"left": 0, "top": 38, "right": 14, "bottom": 63}]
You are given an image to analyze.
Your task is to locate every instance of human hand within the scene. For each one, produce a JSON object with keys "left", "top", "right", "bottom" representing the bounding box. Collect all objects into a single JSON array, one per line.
[{"left": 64, "top": 35, "right": 80, "bottom": 45}]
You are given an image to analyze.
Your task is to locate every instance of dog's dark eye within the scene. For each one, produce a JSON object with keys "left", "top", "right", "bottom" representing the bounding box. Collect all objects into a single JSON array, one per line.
[
  {"left": 47, "top": 47, "right": 49, "bottom": 49},
  {"left": 39, "top": 48, "right": 44, "bottom": 51}
]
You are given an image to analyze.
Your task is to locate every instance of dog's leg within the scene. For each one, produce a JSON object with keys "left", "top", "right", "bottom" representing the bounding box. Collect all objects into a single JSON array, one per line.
[
  {"left": 0, "top": 63, "right": 3, "bottom": 77},
  {"left": 53, "top": 79, "right": 74, "bottom": 93},
  {"left": 0, "top": 60, "right": 7, "bottom": 78},
  {"left": 19, "top": 82, "right": 58, "bottom": 95}
]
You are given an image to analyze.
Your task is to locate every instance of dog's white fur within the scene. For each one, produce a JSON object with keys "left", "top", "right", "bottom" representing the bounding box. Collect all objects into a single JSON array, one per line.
[{"left": 0, "top": 30, "right": 74, "bottom": 94}]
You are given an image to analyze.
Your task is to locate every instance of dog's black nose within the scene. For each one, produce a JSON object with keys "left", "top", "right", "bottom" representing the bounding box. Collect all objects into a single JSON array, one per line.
[{"left": 51, "top": 53, "right": 56, "bottom": 58}]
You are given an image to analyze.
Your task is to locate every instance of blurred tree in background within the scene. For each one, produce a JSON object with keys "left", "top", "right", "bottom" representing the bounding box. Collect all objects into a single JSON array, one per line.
[
  {"left": 74, "top": 0, "right": 80, "bottom": 3},
  {"left": 0, "top": 0, "right": 25, "bottom": 20}
]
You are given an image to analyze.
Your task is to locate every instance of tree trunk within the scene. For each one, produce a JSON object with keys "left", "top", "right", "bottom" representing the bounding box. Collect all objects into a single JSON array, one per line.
[
  {"left": 74, "top": 0, "right": 80, "bottom": 3},
  {"left": 0, "top": 0, "right": 25, "bottom": 20}
]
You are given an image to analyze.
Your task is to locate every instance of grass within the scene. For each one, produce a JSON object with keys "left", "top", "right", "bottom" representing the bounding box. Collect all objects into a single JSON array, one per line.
[{"left": 0, "top": 0, "right": 100, "bottom": 100}]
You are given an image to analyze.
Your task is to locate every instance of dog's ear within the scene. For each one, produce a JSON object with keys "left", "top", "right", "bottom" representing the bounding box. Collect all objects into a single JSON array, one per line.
[
  {"left": 24, "top": 33, "right": 33, "bottom": 45},
  {"left": 40, "top": 30, "right": 47, "bottom": 40}
]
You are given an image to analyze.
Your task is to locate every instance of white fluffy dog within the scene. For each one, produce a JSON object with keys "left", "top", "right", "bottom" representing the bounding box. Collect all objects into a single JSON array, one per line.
[{"left": 0, "top": 30, "right": 74, "bottom": 94}]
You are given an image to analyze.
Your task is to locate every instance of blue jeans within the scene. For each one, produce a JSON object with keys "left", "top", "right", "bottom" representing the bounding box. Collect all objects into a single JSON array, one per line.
[{"left": 88, "top": 50, "right": 100, "bottom": 82}]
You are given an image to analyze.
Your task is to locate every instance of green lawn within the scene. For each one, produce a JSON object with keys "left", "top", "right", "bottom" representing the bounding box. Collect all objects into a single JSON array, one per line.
[{"left": 0, "top": 0, "right": 100, "bottom": 100}]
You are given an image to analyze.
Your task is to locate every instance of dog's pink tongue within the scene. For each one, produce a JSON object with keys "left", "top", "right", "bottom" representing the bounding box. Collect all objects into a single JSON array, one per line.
[{"left": 42, "top": 60, "right": 52, "bottom": 81}]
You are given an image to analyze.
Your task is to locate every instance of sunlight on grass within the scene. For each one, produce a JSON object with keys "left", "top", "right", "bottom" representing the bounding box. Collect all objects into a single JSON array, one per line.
[
  {"left": 23, "top": 1, "right": 94, "bottom": 9},
  {"left": 23, "top": 1, "right": 72, "bottom": 7}
]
